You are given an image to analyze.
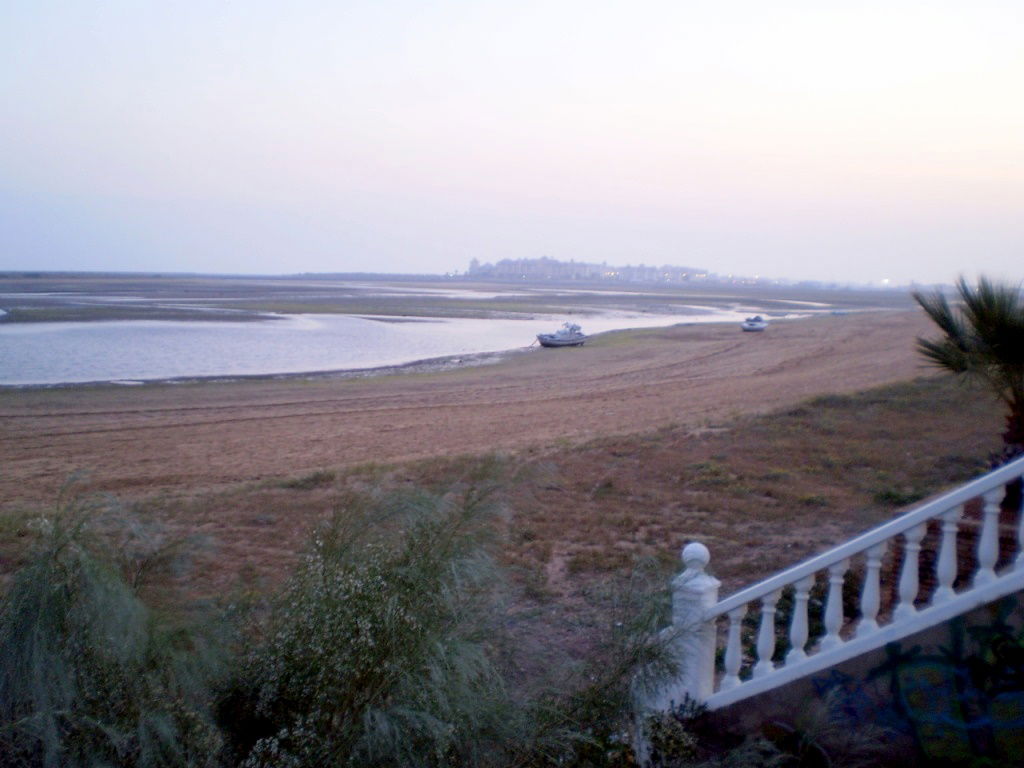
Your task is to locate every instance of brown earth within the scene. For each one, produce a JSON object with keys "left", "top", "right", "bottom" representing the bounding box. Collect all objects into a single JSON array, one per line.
[{"left": 0, "top": 310, "right": 938, "bottom": 509}]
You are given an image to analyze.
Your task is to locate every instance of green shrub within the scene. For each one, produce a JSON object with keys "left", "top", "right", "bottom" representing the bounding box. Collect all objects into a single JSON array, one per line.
[
  {"left": 645, "top": 710, "right": 698, "bottom": 765},
  {"left": 224, "top": 484, "right": 678, "bottom": 768},
  {"left": 872, "top": 486, "right": 926, "bottom": 507},
  {"left": 0, "top": 499, "right": 223, "bottom": 767},
  {"left": 225, "top": 485, "right": 520, "bottom": 767}
]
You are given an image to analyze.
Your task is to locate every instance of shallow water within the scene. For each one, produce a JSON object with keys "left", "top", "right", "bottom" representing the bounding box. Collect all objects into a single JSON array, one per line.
[{"left": 0, "top": 309, "right": 761, "bottom": 386}]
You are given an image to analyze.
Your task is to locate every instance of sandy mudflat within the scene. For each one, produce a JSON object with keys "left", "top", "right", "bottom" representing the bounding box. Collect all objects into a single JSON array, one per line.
[{"left": 0, "top": 311, "right": 936, "bottom": 507}]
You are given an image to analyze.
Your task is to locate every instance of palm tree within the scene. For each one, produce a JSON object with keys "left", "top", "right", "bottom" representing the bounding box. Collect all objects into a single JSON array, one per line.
[{"left": 913, "top": 276, "right": 1024, "bottom": 462}]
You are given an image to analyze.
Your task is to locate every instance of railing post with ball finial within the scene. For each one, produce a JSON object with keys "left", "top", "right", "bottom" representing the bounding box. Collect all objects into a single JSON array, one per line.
[
  {"left": 668, "top": 542, "right": 721, "bottom": 703},
  {"left": 644, "top": 542, "right": 722, "bottom": 710}
]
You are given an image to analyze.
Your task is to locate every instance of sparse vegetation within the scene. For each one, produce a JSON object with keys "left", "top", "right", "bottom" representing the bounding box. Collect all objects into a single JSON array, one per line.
[{"left": 276, "top": 469, "right": 336, "bottom": 491}]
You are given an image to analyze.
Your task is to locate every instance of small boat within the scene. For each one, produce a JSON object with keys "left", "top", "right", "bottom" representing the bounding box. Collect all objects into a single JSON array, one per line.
[
  {"left": 740, "top": 315, "right": 768, "bottom": 332},
  {"left": 537, "top": 322, "right": 586, "bottom": 347}
]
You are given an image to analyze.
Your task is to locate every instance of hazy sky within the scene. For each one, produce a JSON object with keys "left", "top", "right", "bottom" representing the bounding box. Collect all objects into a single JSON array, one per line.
[{"left": 2, "top": 1, "right": 1021, "bottom": 285}]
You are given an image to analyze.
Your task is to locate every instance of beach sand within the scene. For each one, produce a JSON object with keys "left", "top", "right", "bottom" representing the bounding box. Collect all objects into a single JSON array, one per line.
[{"left": 0, "top": 310, "right": 936, "bottom": 508}]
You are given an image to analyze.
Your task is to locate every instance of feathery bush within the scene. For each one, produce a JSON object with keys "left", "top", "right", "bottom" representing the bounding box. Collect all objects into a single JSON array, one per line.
[
  {"left": 225, "top": 484, "right": 520, "bottom": 767},
  {"left": 0, "top": 498, "right": 223, "bottom": 767},
  {"left": 221, "top": 476, "right": 680, "bottom": 767}
]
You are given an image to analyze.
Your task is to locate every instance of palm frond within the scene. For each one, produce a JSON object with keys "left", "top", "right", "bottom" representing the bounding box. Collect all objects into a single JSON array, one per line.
[
  {"left": 916, "top": 276, "right": 1024, "bottom": 447},
  {"left": 958, "top": 277, "right": 1024, "bottom": 360},
  {"left": 914, "top": 337, "right": 972, "bottom": 374},
  {"left": 912, "top": 289, "right": 966, "bottom": 345}
]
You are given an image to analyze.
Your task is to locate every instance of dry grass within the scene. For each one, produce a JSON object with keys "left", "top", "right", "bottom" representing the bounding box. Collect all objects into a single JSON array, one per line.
[{"left": 505, "top": 376, "right": 1001, "bottom": 597}]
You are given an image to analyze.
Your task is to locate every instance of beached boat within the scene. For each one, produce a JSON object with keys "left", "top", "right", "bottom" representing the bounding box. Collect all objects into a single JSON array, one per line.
[
  {"left": 740, "top": 315, "right": 768, "bottom": 332},
  {"left": 537, "top": 322, "right": 586, "bottom": 347}
]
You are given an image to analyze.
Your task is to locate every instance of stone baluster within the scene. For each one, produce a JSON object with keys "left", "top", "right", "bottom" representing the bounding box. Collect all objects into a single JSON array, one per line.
[
  {"left": 895, "top": 523, "right": 927, "bottom": 620},
  {"left": 932, "top": 506, "right": 962, "bottom": 604},
  {"left": 752, "top": 590, "right": 781, "bottom": 678},
  {"left": 785, "top": 574, "right": 816, "bottom": 664},
  {"left": 973, "top": 488, "right": 1003, "bottom": 587},
  {"left": 719, "top": 606, "right": 746, "bottom": 691},
  {"left": 819, "top": 560, "right": 849, "bottom": 651},
  {"left": 855, "top": 542, "right": 887, "bottom": 637},
  {"left": 647, "top": 542, "right": 721, "bottom": 710}
]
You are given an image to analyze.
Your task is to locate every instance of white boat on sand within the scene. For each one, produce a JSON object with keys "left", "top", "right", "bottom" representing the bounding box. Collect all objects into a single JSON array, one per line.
[{"left": 537, "top": 322, "right": 586, "bottom": 347}]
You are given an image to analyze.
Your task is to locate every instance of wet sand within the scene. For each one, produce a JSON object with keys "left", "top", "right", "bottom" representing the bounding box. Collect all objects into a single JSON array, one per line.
[{"left": 0, "top": 311, "right": 936, "bottom": 508}]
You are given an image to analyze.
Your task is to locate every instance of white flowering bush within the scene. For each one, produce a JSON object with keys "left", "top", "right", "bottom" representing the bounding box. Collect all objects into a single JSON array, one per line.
[{"left": 229, "top": 485, "right": 516, "bottom": 767}]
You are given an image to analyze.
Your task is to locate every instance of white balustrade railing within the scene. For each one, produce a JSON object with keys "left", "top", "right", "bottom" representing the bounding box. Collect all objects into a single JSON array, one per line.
[{"left": 652, "top": 455, "right": 1024, "bottom": 711}]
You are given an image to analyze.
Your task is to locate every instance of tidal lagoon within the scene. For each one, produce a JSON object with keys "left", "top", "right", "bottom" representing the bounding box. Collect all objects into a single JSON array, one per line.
[{"left": 0, "top": 275, "right": 853, "bottom": 386}]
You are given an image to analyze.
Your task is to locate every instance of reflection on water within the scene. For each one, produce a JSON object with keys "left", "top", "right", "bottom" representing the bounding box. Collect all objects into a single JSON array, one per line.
[{"left": 0, "top": 310, "right": 759, "bottom": 386}]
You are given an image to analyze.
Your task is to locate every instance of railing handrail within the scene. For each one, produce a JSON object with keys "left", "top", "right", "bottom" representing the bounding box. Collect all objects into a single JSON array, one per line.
[{"left": 708, "top": 454, "right": 1024, "bottom": 618}]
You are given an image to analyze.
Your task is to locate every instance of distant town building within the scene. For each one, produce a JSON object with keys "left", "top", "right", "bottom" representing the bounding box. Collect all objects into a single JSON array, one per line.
[{"left": 466, "top": 257, "right": 708, "bottom": 284}]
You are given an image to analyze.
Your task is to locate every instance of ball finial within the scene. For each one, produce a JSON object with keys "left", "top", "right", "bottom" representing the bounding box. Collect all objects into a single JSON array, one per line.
[{"left": 681, "top": 542, "right": 710, "bottom": 571}]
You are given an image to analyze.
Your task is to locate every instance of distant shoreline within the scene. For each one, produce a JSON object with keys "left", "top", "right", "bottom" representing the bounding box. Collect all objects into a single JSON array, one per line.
[
  {"left": 0, "top": 345, "right": 533, "bottom": 391},
  {"left": 0, "top": 316, "right": 803, "bottom": 390}
]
